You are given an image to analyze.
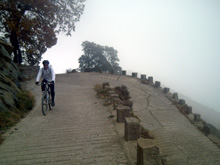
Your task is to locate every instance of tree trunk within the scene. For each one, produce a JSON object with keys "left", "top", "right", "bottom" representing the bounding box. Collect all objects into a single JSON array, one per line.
[{"left": 10, "top": 30, "right": 22, "bottom": 65}]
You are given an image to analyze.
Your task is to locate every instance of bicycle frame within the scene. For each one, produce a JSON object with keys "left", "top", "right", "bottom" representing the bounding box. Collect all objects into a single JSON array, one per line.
[{"left": 38, "top": 82, "right": 52, "bottom": 115}]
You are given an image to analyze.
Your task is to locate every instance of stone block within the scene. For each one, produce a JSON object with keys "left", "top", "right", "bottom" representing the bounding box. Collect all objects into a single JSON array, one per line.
[
  {"left": 164, "top": 87, "right": 170, "bottom": 93},
  {"left": 110, "top": 94, "right": 119, "bottom": 104},
  {"left": 108, "top": 91, "right": 115, "bottom": 99},
  {"left": 132, "top": 72, "right": 138, "bottom": 78},
  {"left": 122, "top": 70, "right": 126, "bottom": 75},
  {"left": 137, "top": 139, "right": 163, "bottom": 165},
  {"left": 154, "top": 81, "right": 161, "bottom": 88},
  {"left": 122, "top": 100, "right": 133, "bottom": 109},
  {"left": 117, "top": 106, "right": 131, "bottom": 123},
  {"left": 148, "top": 76, "right": 153, "bottom": 83},
  {"left": 173, "top": 93, "right": 178, "bottom": 99},
  {"left": 125, "top": 117, "right": 140, "bottom": 141},
  {"left": 141, "top": 74, "right": 146, "bottom": 80},
  {"left": 194, "top": 113, "right": 201, "bottom": 122},
  {"left": 113, "top": 98, "right": 120, "bottom": 110},
  {"left": 179, "top": 99, "right": 185, "bottom": 105},
  {"left": 185, "top": 105, "right": 192, "bottom": 114}
]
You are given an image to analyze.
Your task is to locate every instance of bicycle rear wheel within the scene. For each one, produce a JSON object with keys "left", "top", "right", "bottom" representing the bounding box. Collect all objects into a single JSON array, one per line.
[{"left": 42, "top": 91, "right": 48, "bottom": 115}]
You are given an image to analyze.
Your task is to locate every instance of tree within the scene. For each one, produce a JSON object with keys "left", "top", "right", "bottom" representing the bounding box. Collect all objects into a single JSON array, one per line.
[
  {"left": 0, "top": 0, "right": 85, "bottom": 65},
  {"left": 78, "top": 41, "right": 122, "bottom": 73}
]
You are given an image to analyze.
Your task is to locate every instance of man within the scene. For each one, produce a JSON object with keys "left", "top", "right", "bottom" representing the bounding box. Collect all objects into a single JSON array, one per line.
[{"left": 36, "top": 60, "right": 55, "bottom": 106}]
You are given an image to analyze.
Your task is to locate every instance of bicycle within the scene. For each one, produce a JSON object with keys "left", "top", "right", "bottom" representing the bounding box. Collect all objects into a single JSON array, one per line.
[{"left": 39, "top": 82, "right": 52, "bottom": 115}]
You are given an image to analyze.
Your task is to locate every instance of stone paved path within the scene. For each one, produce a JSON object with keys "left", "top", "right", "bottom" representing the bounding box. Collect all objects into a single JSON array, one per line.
[{"left": 0, "top": 72, "right": 220, "bottom": 164}]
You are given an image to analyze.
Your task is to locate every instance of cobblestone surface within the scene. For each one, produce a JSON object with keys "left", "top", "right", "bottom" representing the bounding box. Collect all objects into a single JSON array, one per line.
[{"left": 0, "top": 72, "right": 220, "bottom": 164}]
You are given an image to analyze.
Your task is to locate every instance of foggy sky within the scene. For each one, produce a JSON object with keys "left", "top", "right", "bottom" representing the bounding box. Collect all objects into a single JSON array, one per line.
[{"left": 43, "top": 0, "right": 220, "bottom": 112}]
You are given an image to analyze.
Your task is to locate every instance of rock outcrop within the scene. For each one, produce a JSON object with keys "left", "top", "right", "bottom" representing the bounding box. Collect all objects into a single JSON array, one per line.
[{"left": 0, "top": 40, "right": 21, "bottom": 111}]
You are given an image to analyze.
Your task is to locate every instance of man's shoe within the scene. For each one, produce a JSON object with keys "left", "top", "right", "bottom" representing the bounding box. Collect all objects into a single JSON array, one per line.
[{"left": 52, "top": 101, "right": 55, "bottom": 107}]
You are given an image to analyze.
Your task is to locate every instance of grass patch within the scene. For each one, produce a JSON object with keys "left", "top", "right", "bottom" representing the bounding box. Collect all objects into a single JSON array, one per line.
[
  {"left": 0, "top": 90, "right": 35, "bottom": 144},
  {"left": 94, "top": 84, "right": 109, "bottom": 99}
]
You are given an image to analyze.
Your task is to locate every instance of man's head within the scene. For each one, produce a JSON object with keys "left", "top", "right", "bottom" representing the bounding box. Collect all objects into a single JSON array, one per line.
[{"left": 42, "top": 60, "right": 49, "bottom": 69}]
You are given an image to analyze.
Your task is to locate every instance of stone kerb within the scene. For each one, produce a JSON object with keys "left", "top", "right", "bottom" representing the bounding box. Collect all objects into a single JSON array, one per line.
[
  {"left": 110, "top": 94, "right": 119, "bottom": 104},
  {"left": 140, "top": 74, "right": 146, "bottom": 80},
  {"left": 137, "top": 138, "right": 163, "bottom": 165},
  {"left": 185, "top": 105, "right": 192, "bottom": 114},
  {"left": 108, "top": 90, "right": 115, "bottom": 99},
  {"left": 154, "top": 81, "right": 161, "bottom": 88},
  {"left": 194, "top": 113, "right": 201, "bottom": 122},
  {"left": 173, "top": 93, "right": 178, "bottom": 99},
  {"left": 124, "top": 117, "right": 141, "bottom": 141},
  {"left": 163, "top": 87, "right": 170, "bottom": 94},
  {"left": 179, "top": 99, "right": 185, "bottom": 105},
  {"left": 132, "top": 72, "right": 138, "bottom": 78},
  {"left": 117, "top": 106, "right": 131, "bottom": 123},
  {"left": 113, "top": 97, "right": 120, "bottom": 110},
  {"left": 122, "top": 100, "right": 133, "bottom": 110},
  {"left": 122, "top": 70, "right": 126, "bottom": 76},
  {"left": 148, "top": 76, "right": 153, "bottom": 83}
]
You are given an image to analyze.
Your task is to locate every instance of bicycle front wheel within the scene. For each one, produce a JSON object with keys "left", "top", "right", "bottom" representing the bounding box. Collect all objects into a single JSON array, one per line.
[
  {"left": 48, "top": 93, "right": 52, "bottom": 110},
  {"left": 42, "top": 92, "right": 48, "bottom": 115}
]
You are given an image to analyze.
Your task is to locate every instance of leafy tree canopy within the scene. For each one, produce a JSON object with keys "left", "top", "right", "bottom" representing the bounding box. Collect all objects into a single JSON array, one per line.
[
  {"left": 78, "top": 41, "right": 122, "bottom": 73},
  {"left": 0, "top": 0, "right": 86, "bottom": 65}
]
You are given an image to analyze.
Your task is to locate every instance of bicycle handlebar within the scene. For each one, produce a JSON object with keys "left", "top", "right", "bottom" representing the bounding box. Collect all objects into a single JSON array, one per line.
[{"left": 36, "top": 82, "right": 53, "bottom": 86}]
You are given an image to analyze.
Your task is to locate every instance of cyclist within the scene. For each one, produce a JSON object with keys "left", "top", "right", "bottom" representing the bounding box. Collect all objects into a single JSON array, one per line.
[{"left": 35, "top": 60, "right": 56, "bottom": 107}]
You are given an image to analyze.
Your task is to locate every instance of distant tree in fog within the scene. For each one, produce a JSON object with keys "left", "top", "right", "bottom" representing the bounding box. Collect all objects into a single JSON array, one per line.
[
  {"left": 0, "top": 0, "right": 86, "bottom": 65},
  {"left": 78, "top": 41, "right": 122, "bottom": 73}
]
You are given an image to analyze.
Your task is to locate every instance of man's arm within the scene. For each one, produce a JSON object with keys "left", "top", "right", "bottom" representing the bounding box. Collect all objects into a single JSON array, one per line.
[
  {"left": 36, "top": 68, "right": 43, "bottom": 82},
  {"left": 51, "top": 67, "right": 55, "bottom": 82}
]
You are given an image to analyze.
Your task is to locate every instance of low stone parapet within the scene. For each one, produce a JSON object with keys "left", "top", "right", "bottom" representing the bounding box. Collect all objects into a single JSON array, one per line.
[{"left": 124, "top": 117, "right": 141, "bottom": 141}]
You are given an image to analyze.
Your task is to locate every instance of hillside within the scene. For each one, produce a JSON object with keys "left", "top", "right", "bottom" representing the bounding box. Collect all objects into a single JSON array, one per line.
[{"left": 178, "top": 93, "right": 220, "bottom": 130}]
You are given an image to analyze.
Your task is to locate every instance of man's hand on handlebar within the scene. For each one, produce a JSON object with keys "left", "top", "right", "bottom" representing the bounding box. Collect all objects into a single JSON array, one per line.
[{"left": 35, "top": 82, "right": 39, "bottom": 85}]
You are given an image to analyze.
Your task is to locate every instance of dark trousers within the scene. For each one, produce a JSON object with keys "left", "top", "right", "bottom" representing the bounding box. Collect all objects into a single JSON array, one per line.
[{"left": 41, "top": 79, "right": 55, "bottom": 102}]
